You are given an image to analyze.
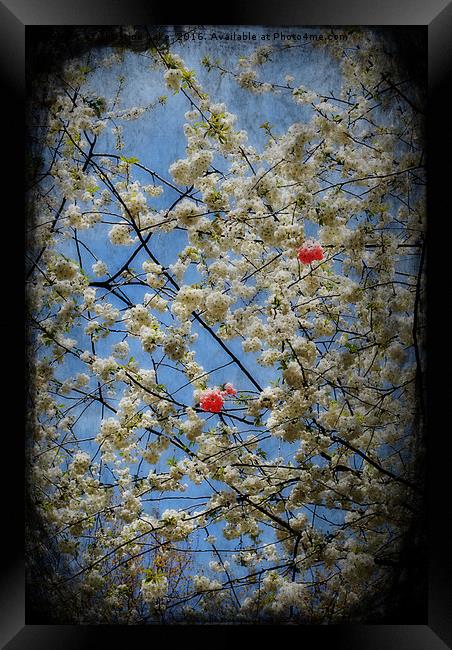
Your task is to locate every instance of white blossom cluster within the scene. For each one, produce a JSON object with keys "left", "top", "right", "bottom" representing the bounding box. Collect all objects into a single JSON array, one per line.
[{"left": 27, "top": 28, "right": 425, "bottom": 625}]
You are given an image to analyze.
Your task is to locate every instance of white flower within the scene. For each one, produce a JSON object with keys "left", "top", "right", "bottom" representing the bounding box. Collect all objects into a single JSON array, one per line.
[
  {"left": 205, "top": 291, "right": 231, "bottom": 322},
  {"left": 109, "top": 224, "right": 133, "bottom": 245},
  {"left": 70, "top": 451, "right": 91, "bottom": 474},
  {"left": 112, "top": 340, "right": 129, "bottom": 360},
  {"left": 164, "top": 68, "right": 183, "bottom": 92},
  {"left": 92, "top": 260, "right": 108, "bottom": 276},
  {"left": 75, "top": 373, "right": 90, "bottom": 387},
  {"left": 141, "top": 575, "right": 168, "bottom": 604},
  {"left": 53, "top": 258, "right": 78, "bottom": 280}
]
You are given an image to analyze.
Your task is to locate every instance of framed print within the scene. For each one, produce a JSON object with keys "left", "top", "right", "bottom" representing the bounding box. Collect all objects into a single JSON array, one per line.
[{"left": 4, "top": 0, "right": 451, "bottom": 646}]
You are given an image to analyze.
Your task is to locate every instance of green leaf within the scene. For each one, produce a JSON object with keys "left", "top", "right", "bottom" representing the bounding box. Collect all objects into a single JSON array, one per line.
[{"left": 120, "top": 155, "right": 140, "bottom": 165}]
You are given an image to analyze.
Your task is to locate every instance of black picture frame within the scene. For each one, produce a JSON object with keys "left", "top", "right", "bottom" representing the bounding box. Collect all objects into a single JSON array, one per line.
[{"left": 7, "top": 0, "right": 451, "bottom": 646}]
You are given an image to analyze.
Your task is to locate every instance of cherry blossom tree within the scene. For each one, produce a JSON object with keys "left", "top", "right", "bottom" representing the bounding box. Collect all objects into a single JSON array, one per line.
[{"left": 25, "top": 26, "right": 426, "bottom": 624}]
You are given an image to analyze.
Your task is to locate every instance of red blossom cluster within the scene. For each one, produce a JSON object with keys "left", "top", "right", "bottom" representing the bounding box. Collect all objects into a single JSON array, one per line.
[
  {"left": 297, "top": 240, "right": 324, "bottom": 264},
  {"left": 223, "top": 383, "right": 237, "bottom": 396},
  {"left": 199, "top": 383, "right": 237, "bottom": 413}
]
